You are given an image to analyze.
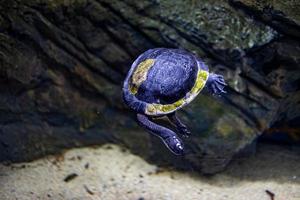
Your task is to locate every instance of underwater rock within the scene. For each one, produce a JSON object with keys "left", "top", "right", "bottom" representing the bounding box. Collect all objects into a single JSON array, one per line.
[
  {"left": 94, "top": 0, "right": 278, "bottom": 64},
  {"left": 230, "top": 0, "right": 300, "bottom": 38},
  {"left": 0, "top": 0, "right": 299, "bottom": 174}
]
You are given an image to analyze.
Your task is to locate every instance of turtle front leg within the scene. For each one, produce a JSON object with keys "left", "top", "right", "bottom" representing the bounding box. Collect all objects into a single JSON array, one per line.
[
  {"left": 167, "top": 112, "right": 191, "bottom": 137},
  {"left": 136, "top": 113, "right": 184, "bottom": 155},
  {"left": 206, "top": 73, "right": 227, "bottom": 95}
]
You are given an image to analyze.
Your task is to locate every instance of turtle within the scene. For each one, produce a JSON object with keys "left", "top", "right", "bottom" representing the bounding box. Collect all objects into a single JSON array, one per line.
[{"left": 122, "top": 48, "right": 227, "bottom": 155}]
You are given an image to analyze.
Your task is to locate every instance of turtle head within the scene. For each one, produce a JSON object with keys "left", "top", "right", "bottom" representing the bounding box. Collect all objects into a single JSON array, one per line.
[
  {"left": 206, "top": 73, "right": 227, "bottom": 95},
  {"left": 164, "top": 135, "right": 185, "bottom": 155}
]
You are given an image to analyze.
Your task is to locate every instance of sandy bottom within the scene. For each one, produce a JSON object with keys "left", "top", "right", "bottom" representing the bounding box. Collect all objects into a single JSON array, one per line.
[{"left": 0, "top": 143, "right": 299, "bottom": 200}]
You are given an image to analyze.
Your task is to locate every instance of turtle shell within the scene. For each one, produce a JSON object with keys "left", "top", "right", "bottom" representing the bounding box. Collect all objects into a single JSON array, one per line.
[{"left": 123, "top": 48, "right": 209, "bottom": 116}]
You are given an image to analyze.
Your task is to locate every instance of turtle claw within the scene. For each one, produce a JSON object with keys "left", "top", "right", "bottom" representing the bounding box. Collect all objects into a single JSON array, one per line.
[
  {"left": 216, "top": 78, "right": 227, "bottom": 86},
  {"left": 177, "top": 125, "right": 191, "bottom": 137},
  {"left": 216, "top": 84, "right": 227, "bottom": 94}
]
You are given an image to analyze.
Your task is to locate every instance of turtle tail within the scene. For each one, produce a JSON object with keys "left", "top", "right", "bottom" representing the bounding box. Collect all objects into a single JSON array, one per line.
[{"left": 122, "top": 79, "right": 147, "bottom": 114}]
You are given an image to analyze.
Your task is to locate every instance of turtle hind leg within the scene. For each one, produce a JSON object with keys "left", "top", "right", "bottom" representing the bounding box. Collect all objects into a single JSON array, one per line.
[
  {"left": 136, "top": 113, "right": 184, "bottom": 155},
  {"left": 167, "top": 112, "right": 191, "bottom": 137}
]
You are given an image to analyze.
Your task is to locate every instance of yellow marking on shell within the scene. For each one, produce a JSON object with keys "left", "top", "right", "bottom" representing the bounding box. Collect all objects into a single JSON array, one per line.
[
  {"left": 130, "top": 59, "right": 155, "bottom": 94},
  {"left": 190, "top": 70, "right": 209, "bottom": 94},
  {"left": 146, "top": 69, "right": 209, "bottom": 115}
]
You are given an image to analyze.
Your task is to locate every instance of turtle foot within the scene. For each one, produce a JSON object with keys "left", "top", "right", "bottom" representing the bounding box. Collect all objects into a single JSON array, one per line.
[
  {"left": 177, "top": 126, "right": 191, "bottom": 137},
  {"left": 207, "top": 73, "right": 227, "bottom": 95}
]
